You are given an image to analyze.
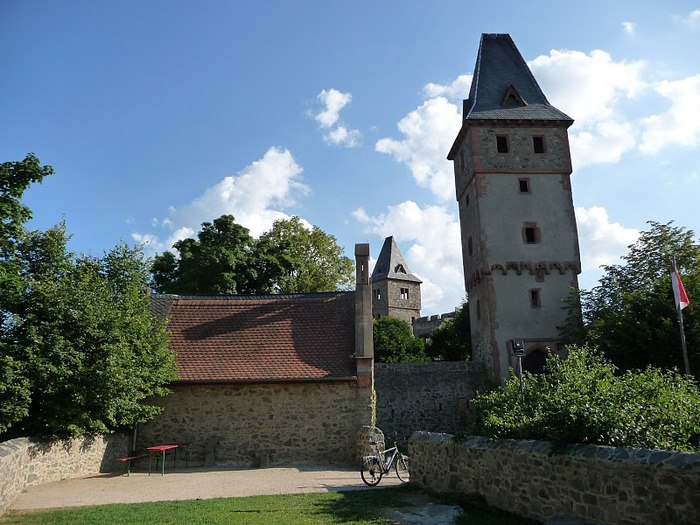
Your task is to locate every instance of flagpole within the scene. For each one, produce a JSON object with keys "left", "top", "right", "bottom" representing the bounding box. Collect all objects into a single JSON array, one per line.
[{"left": 673, "top": 256, "right": 691, "bottom": 375}]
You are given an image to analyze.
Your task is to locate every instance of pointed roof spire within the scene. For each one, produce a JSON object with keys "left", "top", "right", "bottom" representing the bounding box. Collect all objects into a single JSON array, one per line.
[
  {"left": 464, "top": 34, "right": 572, "bottom": 122},
  {"left": 371, "top": 236, "right": 422, "bottom": 284}
]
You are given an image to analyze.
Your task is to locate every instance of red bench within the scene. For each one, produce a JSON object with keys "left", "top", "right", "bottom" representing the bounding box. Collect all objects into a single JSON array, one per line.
[{"left": 117, "top": 454, "right": 149, "bottom": 476}]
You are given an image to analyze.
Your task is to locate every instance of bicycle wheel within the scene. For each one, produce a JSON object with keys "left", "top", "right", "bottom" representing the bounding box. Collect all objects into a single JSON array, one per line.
[
  {"left": 395, "top": 454, "right": 410, "bottom": 483},
  {"left": 360, "top": 457, "right": 383, "bottom": 486}
]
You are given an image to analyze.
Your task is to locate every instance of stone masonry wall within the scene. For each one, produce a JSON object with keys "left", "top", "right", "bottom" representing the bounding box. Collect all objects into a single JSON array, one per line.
[
  {"left": 0, "top": 433, "right": 129, "bottom": 516},
  {"left": 374, "top": 362, "right": 486, "bottom": 443},
  {"left": 137, "top": 381, "right": 371, "bottom": 468},
  {"left": 410, "top": 432, "right": 700, "bottom": 525}
]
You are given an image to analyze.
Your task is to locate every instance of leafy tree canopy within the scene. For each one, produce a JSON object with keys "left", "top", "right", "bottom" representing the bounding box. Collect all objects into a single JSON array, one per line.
[
  {"left": 562, "top": 221, "right": 700, "bottom": 375},
  {"left": 152, "top": 215, "right": 353, "bottom": 295},
  {"left": 474, "top": 347, "right": 700, "bottom": 452},
  {"left": 425, "top": 301, "right": 472, "bottom": 361},
  {"left": 373, "top": 316, "right": 428, "bottom": 363},
  {"left": 0, "top": 154, "right": 175, "bottom": 437}
]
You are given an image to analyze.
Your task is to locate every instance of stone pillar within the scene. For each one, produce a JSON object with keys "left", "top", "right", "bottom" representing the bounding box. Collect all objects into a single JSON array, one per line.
[{"left": 354, "top": 243, "right": 374, "bottom": 388}]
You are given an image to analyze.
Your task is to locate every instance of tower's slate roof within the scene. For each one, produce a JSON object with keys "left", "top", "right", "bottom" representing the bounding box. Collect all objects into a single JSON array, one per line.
[
  {"left": 371, "top": 236, "right": 422, "bottom": 284},
  {"left": 150, "top": 292, "right": 357, "bottom": 382},
  {"left": 464, "top": 34, "right": 573, "bottom": 122},
  {"left": 448, "top": 34, "right": 573, "bottom": 160}
]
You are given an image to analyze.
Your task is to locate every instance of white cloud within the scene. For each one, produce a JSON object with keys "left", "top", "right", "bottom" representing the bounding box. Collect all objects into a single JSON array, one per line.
[
  {"left": 639, "top": 74, "right": 700, "bottom": 154},
  {"left": 315, "top": 89, "right": 352, "bottom": 128},
  {"left": 528, "top": 49, "right": 646, "bottom": 169},
  {"left": 353, "top": 201, "right": 464, "bottom": 312},
  {"left": 575, "top": 206, "right": 639, "bottom": 271},
  {"left": 423, "top": 75, "right": 472, "bottom": 101},
  {"left": 622, "top": 21, "right": 636, "bottom": 35},
  {"left": 375, "top": 97, "right": 462, "bottom": 201},
  {"left": 132, "top": 147, "right": 309, "bottom": 251},
  {"left": 325, "top": 125, "right": 361, "bottom": 148},
  {"left": 311, "top": 88, "right": 361, "bottom": 147},
  {"left": 678, "top": 9, "right": 700, "bottom": 27}
]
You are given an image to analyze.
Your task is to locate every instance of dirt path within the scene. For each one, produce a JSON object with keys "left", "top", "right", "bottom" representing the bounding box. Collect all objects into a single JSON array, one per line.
[{"left": 9, "top": 466, "right": 402, "bottom": 512}]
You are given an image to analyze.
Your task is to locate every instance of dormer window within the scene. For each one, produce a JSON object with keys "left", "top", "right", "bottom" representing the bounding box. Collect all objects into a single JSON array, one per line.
[
  {"left": 394, "top": 264, "right": 406, "bottom": 274},
  {"left": 501, "top": 84, "right": 526, "bottom": 107}
]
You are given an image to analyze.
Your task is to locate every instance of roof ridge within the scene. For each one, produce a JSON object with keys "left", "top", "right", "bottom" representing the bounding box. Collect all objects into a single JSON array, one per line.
[{"left": 157, "top": 291, "right": 352, "bottom": 301}]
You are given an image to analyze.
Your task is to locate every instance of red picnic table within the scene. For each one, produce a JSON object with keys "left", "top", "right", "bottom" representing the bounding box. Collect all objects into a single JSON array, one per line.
[{"left": 147, "top": 443, "right": 190, "bottom": 476}]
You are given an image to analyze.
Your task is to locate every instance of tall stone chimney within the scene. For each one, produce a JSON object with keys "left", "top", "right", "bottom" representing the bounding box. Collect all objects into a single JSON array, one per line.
[{"left": 354, "top": 243, "right": 373, "bottom": 387}]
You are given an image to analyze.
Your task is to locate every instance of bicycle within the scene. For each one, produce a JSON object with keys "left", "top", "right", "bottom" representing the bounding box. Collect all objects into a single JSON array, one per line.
[{"left": 360, "top": 440, "right": 410, "bottom": 486}]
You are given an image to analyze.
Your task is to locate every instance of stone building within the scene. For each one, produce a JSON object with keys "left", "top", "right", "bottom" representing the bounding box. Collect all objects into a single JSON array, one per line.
[
  {"left": 139, "top": 244, "right": 374, "bottom": 467},
  {"left": 370, "top": 236, "right": 422, "bottom": 325},
  {"left": 447, "top": 34, "right": 581, "bottom": 380}
]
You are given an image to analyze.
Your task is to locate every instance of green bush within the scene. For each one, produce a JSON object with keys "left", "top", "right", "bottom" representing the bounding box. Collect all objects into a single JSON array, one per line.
[
  {"left": 373, "top": 316, "right": 428, "bottom": 363},
  {"left": 474, "top": 347, "right": 700, "bottom": 452}
]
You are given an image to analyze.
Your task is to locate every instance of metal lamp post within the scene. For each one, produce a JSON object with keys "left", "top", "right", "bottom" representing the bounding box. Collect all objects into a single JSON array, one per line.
[{"left": 511, "top": 339, "right": 525, "bottom": 398}]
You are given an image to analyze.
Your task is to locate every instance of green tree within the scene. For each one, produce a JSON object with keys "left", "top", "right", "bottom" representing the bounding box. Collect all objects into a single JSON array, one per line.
[
  {"left": 2, "top": 226, "right": 175, "bottom": 437},
  {"left": 152, "top": 215, "right": 354, "bottom": 295},
  {"left": 255, "top": 216, "right": 354, "bottom": 293},
  {"left": 373, "top": 316, "right": 428, "bottom": 363},
  {"left": 425, "top": 301, "right": 472, "bottom": 361},
  {"left": 474, "top": 347, "right": 700, "bottom": 452},
  {"left": 563, "top": 221, "right": 700, "bottom": 375},
  {"left": 0, "top": 154, "right": 53, "bottom": 433},
  {"left": 152, "top": 215, "right": 256, "bottom": 295}
]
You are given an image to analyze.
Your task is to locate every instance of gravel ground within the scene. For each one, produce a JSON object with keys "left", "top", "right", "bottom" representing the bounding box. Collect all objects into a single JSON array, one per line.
[{"left": 9, "top": 466, "right": 402, "bottom": 512}]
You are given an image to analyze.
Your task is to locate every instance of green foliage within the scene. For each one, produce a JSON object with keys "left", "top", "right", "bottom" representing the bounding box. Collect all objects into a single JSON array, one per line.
[
  {"left": 0, "top": 355, "right": 31, "bottom": 434},
  {"left": 152, "top": 215, "right": 353, "bottom": 295},
  {"left": 562, "top": 221, "right": 700, "bottom": 375},
  {"left": 474, "top": 347, "right": 700, "bottom": 452},
  {"left": 152, "top": 215, "right": 256, "bottom": 295},
  {"left": 0, "top": 153, "right": 54, "bottom": 253},
  {"left": 1, "top": 225, "right": 175, "bottom": 437},
  {"left": 425, "top": 301, "right": 472, "bottom": 361},
  {"left": 255, "top": 216, "right": 354, "bottom": 293},
  {"left": 373, "top": 316, "right": 428, "bottom": 363}
]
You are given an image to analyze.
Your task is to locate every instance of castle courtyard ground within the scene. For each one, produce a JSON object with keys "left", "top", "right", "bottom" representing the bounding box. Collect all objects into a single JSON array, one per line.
[{"left": 7, "top": 465, "right": 402, "bottom": 512}]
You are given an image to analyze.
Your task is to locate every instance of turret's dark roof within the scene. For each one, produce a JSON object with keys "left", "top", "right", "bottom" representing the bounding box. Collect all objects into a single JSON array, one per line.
[
  {"left": 464, "top": 34, "right": 573, "bottom": 122},
  {"left": 371, "top": 236, "right": 422, "bottom": 284}
]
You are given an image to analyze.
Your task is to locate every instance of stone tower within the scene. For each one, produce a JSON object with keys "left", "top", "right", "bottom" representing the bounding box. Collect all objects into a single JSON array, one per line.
[
  {"left": 447, "top": 34, "right": 581, "bottom": 380},
  {"left": 371, "top": 236, "right": 422, "bottom": 325}
]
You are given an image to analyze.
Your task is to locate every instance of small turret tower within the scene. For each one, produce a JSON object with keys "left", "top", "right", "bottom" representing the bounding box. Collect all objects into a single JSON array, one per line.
[
  {"left": 371, "top": 236, "right": 422, "bottom": 325},
  {"left": 447, "top": 34, "right": 581, "bottom": 380}
]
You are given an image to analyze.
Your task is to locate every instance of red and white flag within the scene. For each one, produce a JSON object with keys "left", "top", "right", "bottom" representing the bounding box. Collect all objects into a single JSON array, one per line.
[{"left": 671, "top": 268, "right": 691, "bottom": 310}]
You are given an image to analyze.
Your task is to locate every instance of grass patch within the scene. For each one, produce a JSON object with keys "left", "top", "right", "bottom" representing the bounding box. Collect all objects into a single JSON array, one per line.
[{"left": 3, "top": 485, "right": 535, "bottom": 525}]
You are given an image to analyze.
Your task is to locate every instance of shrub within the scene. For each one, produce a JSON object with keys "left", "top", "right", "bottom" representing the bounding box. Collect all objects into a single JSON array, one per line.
[{"left": 474, "top": 347, "right": 700, "bottom": 452}]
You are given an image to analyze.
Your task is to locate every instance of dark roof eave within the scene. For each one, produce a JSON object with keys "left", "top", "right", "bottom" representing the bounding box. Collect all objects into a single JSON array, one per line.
[
  {"left": 172, "top": 376, "right": 358, "bottom": 385},
  {"left": 447, "top": 117, "right": 575, "bottom": 160}
]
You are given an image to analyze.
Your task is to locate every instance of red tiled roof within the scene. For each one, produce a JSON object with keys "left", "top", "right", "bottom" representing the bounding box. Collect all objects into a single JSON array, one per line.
[{"left": 159, "top": 293, "right": 357, "bottom": 382}]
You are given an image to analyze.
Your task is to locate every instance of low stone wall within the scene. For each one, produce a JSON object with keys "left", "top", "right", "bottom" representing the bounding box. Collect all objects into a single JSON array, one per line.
[
  {"left": 0, "top": 433, "right": 129, "bottom": 515},
  {"left": 375, "top": 362, "right": 486, "bottom": 442},
  {"left": 137, "top": 381, "right": 372, "bottom": 468},
  {"left": 409, "top": 432, "right": 700, "bottom": 525}
]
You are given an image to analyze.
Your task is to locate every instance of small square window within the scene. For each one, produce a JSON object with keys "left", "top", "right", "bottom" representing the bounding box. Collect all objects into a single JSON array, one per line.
[
  {"left": 374, "top": 289, "right": 381, "bottom": 301},
  {"left": 496, "top": 135, "right": 509, "bottom": 153},
  {"left": 518, "top": 178, "right": 530, "bottom": 194},
  {"left": 400, "top": 287, "right": 409, "bottom": 300},
  {"left": 533, "top": 136, "right": 546, "bottom": 154},
  {"left": 530, "top": 289, "right": 542, "bottom": 308},
  {"left": 524, "top": 227, "right": 537, "bottom": 244}
]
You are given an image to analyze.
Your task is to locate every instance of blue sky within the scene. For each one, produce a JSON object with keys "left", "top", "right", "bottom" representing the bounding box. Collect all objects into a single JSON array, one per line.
[{"left": 2, "top": 1, "right": 699, "bottom": 313}]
